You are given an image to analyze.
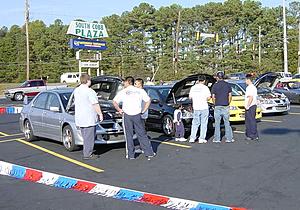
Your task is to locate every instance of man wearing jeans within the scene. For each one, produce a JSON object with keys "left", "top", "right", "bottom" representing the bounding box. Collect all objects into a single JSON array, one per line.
[
  {"left": 211, "top": 71, "right": 234, "bottom": 143},
  {"left": 189, "top": 75, "right": 211, "bottom": 143}
]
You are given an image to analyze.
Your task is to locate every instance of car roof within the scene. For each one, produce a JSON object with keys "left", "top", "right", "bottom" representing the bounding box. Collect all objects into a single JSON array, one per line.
[
  {"left": 44, "top": 88, "right": 74, "bottom": 94},
  {"left": 144, "top": 85, "right": 173, "bottom": 89},
  {"left": 91, "top": 75, "right": 123, "bottom": 83},
  {"left": 226, "top": 79, "right": 245, "bottom": 84}
]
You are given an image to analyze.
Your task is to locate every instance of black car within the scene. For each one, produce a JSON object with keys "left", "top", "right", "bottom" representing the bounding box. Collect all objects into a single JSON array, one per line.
[{"left": 144, "top": 74, "right": 216, "bottom": 136}]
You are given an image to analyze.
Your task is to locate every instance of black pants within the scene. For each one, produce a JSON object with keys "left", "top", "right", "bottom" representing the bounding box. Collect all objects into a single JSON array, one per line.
[
  {"left": 123, "top": 113, "right": 154, "bottom": 158},
  {"left": 245, "top": 105, "right": 258, "bottom": 139}
]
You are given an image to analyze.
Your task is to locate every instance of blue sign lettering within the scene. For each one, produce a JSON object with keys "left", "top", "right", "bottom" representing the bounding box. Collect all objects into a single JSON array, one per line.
[{"left": 69, "top": 39, "right": 107, "bottom": 51}]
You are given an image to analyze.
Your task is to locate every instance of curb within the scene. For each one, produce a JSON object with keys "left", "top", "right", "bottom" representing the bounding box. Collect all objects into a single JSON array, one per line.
[{"left": 0, "top": 161, "right": 247, "bottom": 210}]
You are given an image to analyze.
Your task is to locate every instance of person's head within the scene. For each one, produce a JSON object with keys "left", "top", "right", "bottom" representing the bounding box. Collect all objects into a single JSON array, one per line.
[
  {"left": 197, "top": 75, "right": 206, "bottom": 84},
  {"left": 80, "top": 73, "right": 91, "bottom": 86},
  {"left": 174, "top": 103, "right": 183, "bottom": 110},
  {"left": 146, "top": 77, "right": 151, "bottom": 82},
  {"left": 135, "top": 78, "right": 144, "bottom": 88},
  {"left": 124, "top": 76, "right": 134, "bottom": 88},
  {"left": 215, "top": 71, "right": 225, "bottom": 80},
  {"left": 245, "top": 74, "right": 254, "bottom": 85}
]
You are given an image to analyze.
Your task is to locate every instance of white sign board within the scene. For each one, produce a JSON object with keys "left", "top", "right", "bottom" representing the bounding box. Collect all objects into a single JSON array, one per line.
[
  {"left": 67, "top": 21, "right": 108, "bottom": 39},
  {"left": 200, "top": 33, "right": 215, "bottom": 38},
  {"left": 80, "top": 62, "right": 99, "bottom": 68}
]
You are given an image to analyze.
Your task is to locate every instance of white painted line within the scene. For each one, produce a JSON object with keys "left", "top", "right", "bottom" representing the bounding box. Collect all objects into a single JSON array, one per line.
[
  {"left": 260, "top": 119, "right": 282, "bottom": 123},
  {"left": 234, "top": 130, "right": 245, "bottom": 134}
]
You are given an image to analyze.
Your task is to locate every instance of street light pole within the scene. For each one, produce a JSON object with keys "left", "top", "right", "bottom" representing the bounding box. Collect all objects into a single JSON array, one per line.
[
  {"left": 283, "top": 0, "right": 288, "bottom": 74},
  {"left": 298, "top": 19, "right": 300, "bottom": 74},
  {"left": 259, "top": 26, "right": 261, "bottom": 69},
  {"left": 25, "top": 0, "right": 30, "bottom": 80}
]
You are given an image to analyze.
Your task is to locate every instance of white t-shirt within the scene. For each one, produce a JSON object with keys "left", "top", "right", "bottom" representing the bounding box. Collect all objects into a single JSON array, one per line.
[
  {"left": 74, "top": 85, "right": 99, "bottom": 127},
  {"left": 189, "top": 83, "right": 211, "bottom": 110},
  {"left": 113, "top": 85, "right": 150, "bottom": 116},
  {"left": 245, "top": 84, "right": 258, "bottom": 108}
]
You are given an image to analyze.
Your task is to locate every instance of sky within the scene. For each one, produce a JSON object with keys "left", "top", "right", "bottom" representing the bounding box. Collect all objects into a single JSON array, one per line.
[{"left": 1, "top": 0, "right": 287, "bottom": 28}]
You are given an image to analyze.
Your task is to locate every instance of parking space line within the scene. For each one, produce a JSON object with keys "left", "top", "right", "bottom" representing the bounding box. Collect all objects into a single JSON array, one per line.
[
  {"left": 260, "top": 119, "right": 282, "bottom": 123},
  {"left": 0, "top": 133, "right": 23, "bottom": 138},
  {"left": 0, "top": 131, "right": 103, "bottom": 173},
  {"left": 150, "top": 139, "right": 192, "bottom": 148},
  {"left": 289, "top": 112, "right": 300, "bottom": 115},
  {"left": 234, "top": 130, "right": 245, "bottom": 134},
  {"left": 0, "top": 138, "right": 21, "bottom": 143}
]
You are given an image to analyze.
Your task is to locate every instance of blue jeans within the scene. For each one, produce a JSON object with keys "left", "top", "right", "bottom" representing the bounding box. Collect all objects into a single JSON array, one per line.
[
  {"left": 190, "top": 109, "right": 209, "bottom": 140},
  {"left": 214, "top": 106, "right": 233, "bottom": 141}
]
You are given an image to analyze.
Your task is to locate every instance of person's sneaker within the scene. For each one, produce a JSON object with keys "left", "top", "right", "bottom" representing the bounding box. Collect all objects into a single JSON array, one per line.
[
  {"left": 135, "top": 148, "right": 143, "bottom": 154},
  {"left": 198, "top": 139, "right": 207, "bottom": 144},
  {"left": 83, "top": 154, "right": 100, "bottom": 160},
  {"left": 225, "top": 139, "right": 235, "bottom": 143},
  {"left": 146, "top": 153, "right": 156, "bottom": 160},
  {"left": 179, "top": 137, "right": 187, "bottom": 142},
  {"left": 189, "top": 139, "right": 196, "bottom": 143},
  {"left": 212, "top": 139, "right": 221, "bottom": 143},
  {"left": 245, "top": 137, "right": 252, "bottom": 141},
  {"left": 175, "top": 138, "right": 180, "bottom": 141}
]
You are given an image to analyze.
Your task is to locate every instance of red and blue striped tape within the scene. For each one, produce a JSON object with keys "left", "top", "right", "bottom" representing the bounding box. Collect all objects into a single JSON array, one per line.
[
  {"left": 0, "top": 106, "right": 23, "bottom": 114},
  {"left": 0, "top": 161, "right": 247, "bottom": 210}
]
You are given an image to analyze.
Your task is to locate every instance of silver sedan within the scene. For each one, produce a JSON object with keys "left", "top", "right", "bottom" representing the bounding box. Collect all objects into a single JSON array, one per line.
[{"left": 19, "top": 88, "right": 124, "bottom": 151}]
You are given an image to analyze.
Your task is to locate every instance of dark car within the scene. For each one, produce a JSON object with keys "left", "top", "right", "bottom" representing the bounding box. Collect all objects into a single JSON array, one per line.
[
  {"left": 144, "top": 74, "right": 216, "bottom": 136},
  {"left": 274, "top": 81, "right": 300, "bottom": 104}
]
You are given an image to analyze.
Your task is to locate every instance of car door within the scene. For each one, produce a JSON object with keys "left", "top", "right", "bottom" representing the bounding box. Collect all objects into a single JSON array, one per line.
[
  {"left": 42, "top": 93, "right": 63, "bottom": 141},
  {"left": 146, "top": 89, "right": 164, "bottom": 124},
  {"left": 29, "top": 92, "right": 49, "bottom": 136}
]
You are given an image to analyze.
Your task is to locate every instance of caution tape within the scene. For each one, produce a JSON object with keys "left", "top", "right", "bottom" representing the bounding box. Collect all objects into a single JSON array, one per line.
[
  {"left": 0, "top": 106, "right": 23, "bottom": 114},
  {"left": 0, "top": 161, "right": 247, "bottom": 210}
]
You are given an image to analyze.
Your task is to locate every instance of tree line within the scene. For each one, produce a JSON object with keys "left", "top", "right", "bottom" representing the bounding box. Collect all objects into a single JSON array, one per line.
[{"left": 0, "top": 0, "right": 299, "bottom": 83}]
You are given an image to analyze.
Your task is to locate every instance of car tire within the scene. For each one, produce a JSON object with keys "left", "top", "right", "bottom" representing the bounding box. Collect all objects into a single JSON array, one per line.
[
  {"left": 14, "top": 92, "right": 24, "bottom": 101},
  {"left": 23, "top": 120, "right": 37, "bottom": 142},
  {"left": 162, "top": 115, "right": 175, "bottom": 136},
  {"left": 62, "top": 125, "right": 79, "bottom": 151}
]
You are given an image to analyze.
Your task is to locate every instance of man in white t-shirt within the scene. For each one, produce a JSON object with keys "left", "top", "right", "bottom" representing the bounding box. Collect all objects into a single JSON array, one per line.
[
  {"left": 74, "top": 74, "right": 103, "bottom": 160},
  {"left": 245, "top": 74, "right": 259, "bottom": 141},
  {"left": 113, "top": 76, "right": 155, "bottom": 160},
  {"left": 188, "top": 75, "right": 211, "bottom": 143}
]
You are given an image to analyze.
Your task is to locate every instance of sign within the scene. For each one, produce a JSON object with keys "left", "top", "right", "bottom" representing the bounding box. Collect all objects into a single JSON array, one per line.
[
  {"left": 200, "top": 33, "right": 215, "bottom": 38},
  {"left": 70, "top": 39, "right": 107, "bottom": 51},
  {"left": 67, "top": 21, "right": 108, "bottom": 39},
  {"left": 80, "top": 62, "right": 99, "bottom": 68}
]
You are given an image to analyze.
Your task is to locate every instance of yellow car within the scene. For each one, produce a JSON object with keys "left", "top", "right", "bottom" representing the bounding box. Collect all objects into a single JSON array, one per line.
[
  {"left": 229, "top": 95, "right": 262, "bottom": 122},
  {"left": 292, "top": 74, "right": 300, "bottom": 82}
]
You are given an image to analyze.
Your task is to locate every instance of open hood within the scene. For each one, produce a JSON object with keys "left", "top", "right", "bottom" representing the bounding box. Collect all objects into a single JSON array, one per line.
[
  {"left": 254, "top": 72, "right": 280, "bottom": 91},
  {"left": 167, "top": 74, "right": 216, "bottom": 103}
]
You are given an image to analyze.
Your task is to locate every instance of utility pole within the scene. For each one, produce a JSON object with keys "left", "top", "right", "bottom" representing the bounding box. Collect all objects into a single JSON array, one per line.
[
  {"left": 283, "top": 0, "right": 288, "bottom": 73},
  {"left": 259, "top": 26, "right": 261, "bottom": 69},
  {"left": 174, "top": 10, "right": 181, "bottom": 75},
  {"left": 298, "top": 19, "right": 300, "bottom": 74},
  {"left": 25, "top": 0, "right": 30, "bottom": 80}
]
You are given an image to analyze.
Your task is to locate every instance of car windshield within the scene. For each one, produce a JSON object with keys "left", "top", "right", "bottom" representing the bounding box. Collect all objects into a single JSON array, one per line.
[
  {"left": 20, "top": 81, "right": 30, "bottom": 87},
  {"left": 230, "top": 84, "right": 244, "bottom": 96},
  {"left": 91, "top": 81, "right": 123, "bottom": 100},
  {"left": 59, "top": 92, "right": 72, "bottom": 109}
]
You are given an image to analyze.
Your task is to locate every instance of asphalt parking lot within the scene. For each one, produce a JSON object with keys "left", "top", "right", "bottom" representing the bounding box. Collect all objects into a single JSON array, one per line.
[{"left": 0, "top": 98, "right": 299, "bottom": 210}]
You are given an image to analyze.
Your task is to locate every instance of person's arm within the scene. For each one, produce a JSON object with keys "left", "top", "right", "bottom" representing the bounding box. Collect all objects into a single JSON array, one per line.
[
  {"left": 142, "top": 100, "right": 151, "bottom": 114},
  {"left": 211, "top": 85, "right": 215, "bottom": 104},
  {"left": 93, "top": 104, "right": 103, "bottom": 122},
  {"left": 113, "top": 100, "right": 123, "bottom": 114},
  {"left": 246, "top": 96, "right": 253, "bottom": 110},
  {"left": 228, "top": 92, "right": 232, "bottom": 104}
]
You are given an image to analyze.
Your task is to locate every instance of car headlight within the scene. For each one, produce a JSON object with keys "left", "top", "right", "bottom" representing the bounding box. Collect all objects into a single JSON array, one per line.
[{"left": 230, "top": 106, "right": 238, "bottom": 110}]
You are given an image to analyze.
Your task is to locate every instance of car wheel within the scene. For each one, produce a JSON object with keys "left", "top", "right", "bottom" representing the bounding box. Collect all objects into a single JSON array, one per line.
[
  {"left": 62, "top": 125, "right": 78, "bottom": 151},
  {"left": 14, "top": 92, "right": 24, "bottom": 101},
  {"left": 162, "top": 115, "right": 175, "bottom": 136},
  {"left": 23, "top": 120, "right": 37, "bottom": 141}
]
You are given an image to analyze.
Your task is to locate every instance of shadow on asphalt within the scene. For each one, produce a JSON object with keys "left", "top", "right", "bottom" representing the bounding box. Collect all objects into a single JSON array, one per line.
[{"left": 261, "top": 127, "right": 300, "bottom": 136}]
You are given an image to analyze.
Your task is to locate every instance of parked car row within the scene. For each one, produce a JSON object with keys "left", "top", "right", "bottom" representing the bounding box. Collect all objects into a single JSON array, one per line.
[{"left": 19, "top": 72, "right": 299, "bottom": 152}]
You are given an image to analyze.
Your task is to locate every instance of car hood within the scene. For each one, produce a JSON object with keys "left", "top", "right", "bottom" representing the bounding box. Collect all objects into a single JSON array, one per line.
[
  {"left": 254, "top": 72, "right": 280, "bottom": 90},
  {"left": 259, "top": 89, "right": 286, "bottom": 99},
  {"left": 166, "top": 74, "right": 216, "bottom": 103}
]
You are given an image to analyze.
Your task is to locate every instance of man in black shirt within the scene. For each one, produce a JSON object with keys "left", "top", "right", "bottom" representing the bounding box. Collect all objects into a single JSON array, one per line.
[{"left": 211, "top": 71, "right": 234, "bottom": 143}]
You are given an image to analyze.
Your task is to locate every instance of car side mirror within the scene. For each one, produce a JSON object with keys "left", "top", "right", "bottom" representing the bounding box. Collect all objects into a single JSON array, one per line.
[
  {"left": 151, "top": 99, "right": 160, "bottom": 104},
  {"left": 50, "top": 106, "right": 60, "bottom": 112}
]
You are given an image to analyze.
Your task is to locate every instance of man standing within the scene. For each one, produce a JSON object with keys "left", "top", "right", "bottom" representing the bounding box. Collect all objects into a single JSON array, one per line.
[
  {"left": 74, "top": 74, "right": 103, "bottom": 159},
  {"left": 113, "top": 76, "right": 155, "bottom": 160},
  {"left": 211, "top": 71, "right": 234, "bottom": 143},
  {"left": 245, "top": 74, "right": 259, "bottom": 141},
  {"left": 189, "top": 75, "right": 211, "bottom": 143}
]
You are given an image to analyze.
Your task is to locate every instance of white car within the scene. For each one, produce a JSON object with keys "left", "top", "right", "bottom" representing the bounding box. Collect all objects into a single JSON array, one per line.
[
  {"left": 276, "top": 71, "right": 293, "bottom": 81},
  {"left": 60, "top": 72, "right": 80, "bottom": 83}
]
